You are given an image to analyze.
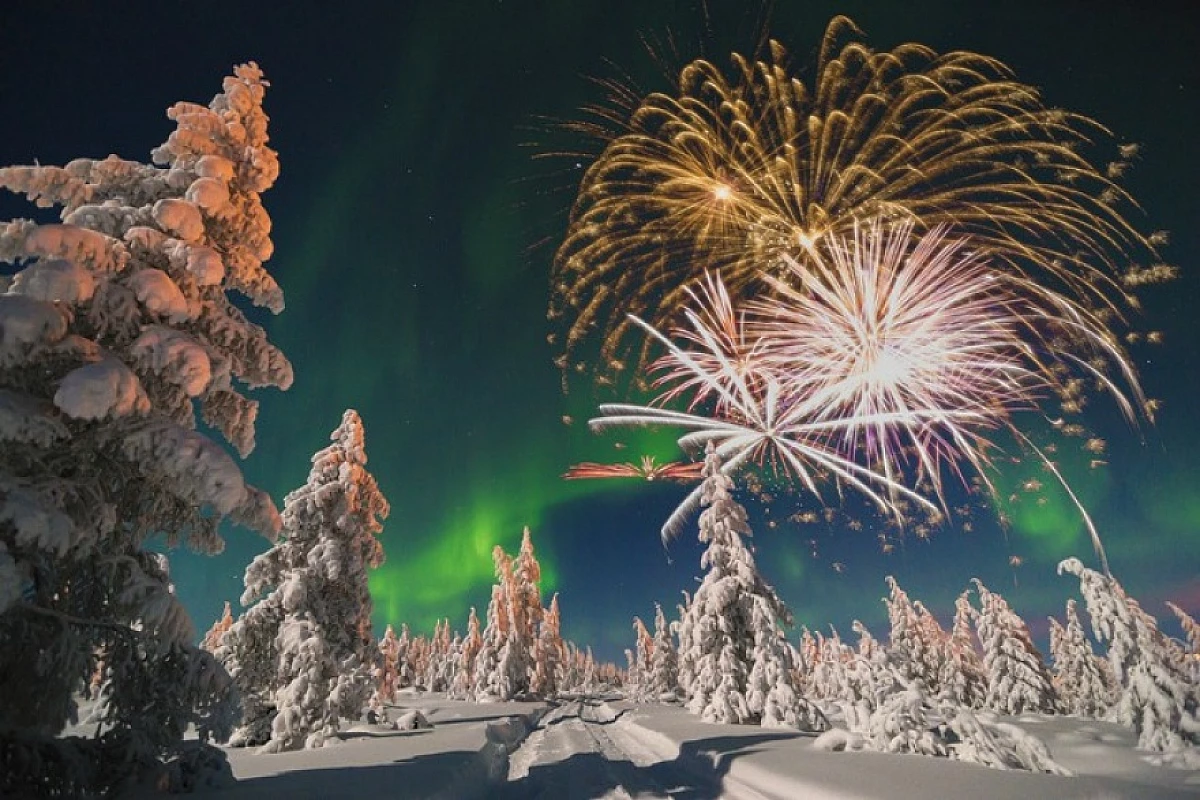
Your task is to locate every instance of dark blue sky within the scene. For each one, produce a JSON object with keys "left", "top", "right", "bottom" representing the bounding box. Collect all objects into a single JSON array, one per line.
[{"left": 2, "top": 0, "right": 1196, "bottom": 661}]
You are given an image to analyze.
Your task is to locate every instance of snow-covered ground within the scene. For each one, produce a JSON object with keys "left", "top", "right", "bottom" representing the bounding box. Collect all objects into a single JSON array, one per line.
[{"left": 156, "top": 694, "right": 1199, "bottom": 799}]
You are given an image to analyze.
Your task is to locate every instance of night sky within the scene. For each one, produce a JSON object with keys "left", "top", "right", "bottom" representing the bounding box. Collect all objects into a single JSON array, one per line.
[{"left": 2, "top": 0, "right": 1196, "bottom": 662}]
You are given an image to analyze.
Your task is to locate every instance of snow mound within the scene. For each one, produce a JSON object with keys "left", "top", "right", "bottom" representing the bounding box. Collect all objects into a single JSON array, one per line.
[{"left": 393, "top": 710, "right": 432, "bottom": 731}]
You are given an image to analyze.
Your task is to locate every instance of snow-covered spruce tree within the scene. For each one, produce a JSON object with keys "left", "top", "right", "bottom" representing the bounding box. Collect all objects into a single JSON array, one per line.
[
  {"left": 475, "top": 529, "right": 547, "bottom": 700},
  {"left": 531, "top": 594, "right": 564, "bottom": 699},
  {"left": 883, "top": 577, "right": 943, "bottom": 695},
  {"left": 938, "top": 590, "right": 986, "bottom": 709},
  {"left": 369, "top": 623, "right": 401, "bottom": 716},
  {"left": 1049, "top": 599, "right": 1110, "bottom": 718},
  {"left": 676, "top": 443, "right": 826, "bottom": 730},
  {"left": 396, "top": 623, "right": 414, "bottom": 689},
  {"left": 582, "top": 646, "right": 598, "bottom": 693},
  {"left": 450, "top": 607, "right": 482, "bottom": 699},
  {"left": 972, "top": 579, "right": 1058, "bottom": 715},
  {"left": 629, "top": 615, "right": 654, "bottom": 701},
  {"left": 201, "top": 601, "right": 235, "bottom": 653},
  {"left": 218, "top": 410, "right": 388, "bottom": 752},
  {"left": 648, "top": 603, "right": 681, "bottom": 702},
  {"left": 423, "top": 619, "right": 452, "bottom": 692},
  {"left": 1059, "top": 557, "right": 1199, "bottom": 751},
  {"left": 473, "top": 579, "right": 507, "bottom": 700},
  {"left": 0, "top": 63, "right": 291, "bottom": 795}
]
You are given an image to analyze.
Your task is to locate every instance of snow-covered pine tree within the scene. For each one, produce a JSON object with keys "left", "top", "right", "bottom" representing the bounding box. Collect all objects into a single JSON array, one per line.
[
  {"left": 676, "top": 443, "right": 825, "bottom": 730},
  {"left": 972, "top": 579, "right": 1057, "bottom": 715},
  {"left": 0, "top": 63, "right": 290, "bottom": 795},
  {"left": 370, "top": 623, "right": 401, "bottom": 715},
  {"left": 883, "top": 577, "right": 942, "bottom": 694},
  {"left": 1049, "top": 599, "right": 1110, "bottom": 718},
  {"left": 559, "top": 640, "right": 581, "bottom": 694},
  {"left": 201, "top": 601, "right": 235, "bottom": 653},
  {"left": 396, "top": 623, "right": 414, "bottom": 689},
  {"left": 629, "top": 615, "right": 654, "bottom": 702},
  {"left": 218, "top": 410, "right": 388, "bottom": 752},
  {"left": 531, "top": 593, "right": 564, "bottom": 699},
  {"left": 1059, "top": 557, "right": 1199, "bottom": 751},
  {"left": 648, "top": 603, "right": 681, "bottom": 702},
  {"left": 492, "top": 547, "right": 528, "bottom": 700},
  {"left": 840, "top": 622, "right": 888, "bottom": 730},
  {"left": 423, "top": 619, "right": 453, "bottom": 692},
  {"left": 450, "top": 607, "right": 482, "bottom": 699},
  {"left": 938, "top": 590, "right": 986, "bottom": 709},
  {"left": 437, "top": 623, "right": 458, "bottom": 692},
  {"left": 473, "top": 578, "right": 507, "bottom": 701}
]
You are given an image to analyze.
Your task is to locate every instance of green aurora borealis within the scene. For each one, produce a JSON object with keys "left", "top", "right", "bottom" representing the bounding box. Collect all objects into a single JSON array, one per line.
[{"left": 2, "top": 0, "right": 1197, "bottom": 660}]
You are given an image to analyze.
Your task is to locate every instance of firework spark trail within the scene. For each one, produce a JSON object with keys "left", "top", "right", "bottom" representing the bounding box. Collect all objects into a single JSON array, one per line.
[{"left": 550, "top": 16, "right": 1167, "bottom": 389}]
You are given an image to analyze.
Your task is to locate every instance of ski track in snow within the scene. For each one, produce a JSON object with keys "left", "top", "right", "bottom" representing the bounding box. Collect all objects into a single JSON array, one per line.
[{"left": 503, "top": 697, "right": 726, "bottom": 799}]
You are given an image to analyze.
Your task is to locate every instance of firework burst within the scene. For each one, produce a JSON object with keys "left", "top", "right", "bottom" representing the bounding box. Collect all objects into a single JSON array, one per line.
[
  {"left": 550, "top": 16, "right": 1168, "bottom": 390},
  {"left": 751, "top": 220, "right": 1144, "bottom": 505},
  {"left": 591, "top": 221, "right": 1142, "bottom": 569},
  {"left": 588, "top": 281, "right": 946, "bottom": 541}
]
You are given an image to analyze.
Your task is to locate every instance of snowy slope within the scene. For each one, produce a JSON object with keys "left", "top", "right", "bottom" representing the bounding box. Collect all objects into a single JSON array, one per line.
[
  {"left": 104, "top": 694, "right": 1199, "bottom": 799},
  {"left": 618, "top": 701, "right": 1200, "bottom": 800}
]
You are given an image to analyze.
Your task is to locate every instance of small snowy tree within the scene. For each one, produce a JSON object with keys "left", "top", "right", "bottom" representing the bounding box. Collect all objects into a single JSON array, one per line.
[
  {"left": 451, "top": 607, "right": 483, "bottom": 699},
  {"left": 473, "top": 580, "right": 507, "bottom": 701},
  {"left": 972, "top": 579, "right": 1057, "bottom": 715},
  {"left": 938, "top": 591, "right": 987, "bottom": 709},
  {"left": 370, "top": 624, "right": 401, "bottom": 715},
  {"left": 1049, "top": 599, "right": 1110, "bottom": 718},
  {"left": 883, "top": 577, "right": 944, "bottom": 694},
  {"left": 628, "top": 615, "right": 654, "bottom": 701},
  {"left": 1059, "top": 557, "right": 1199, "bottom": 751},
  {"left": 531, "top": 594, "right": 564, "bottom": 699},
  {"left": 676, "top": 443, "right": 825, "bottom": 730},
  {"left": 219, "top": 410, "right": 388, "bottom": 752},
  {"left": 0, "top": 63, "right": 289, "bottom": 795},
  {"left": 648, "top": 603, "right": 681, "bottom": 702}
]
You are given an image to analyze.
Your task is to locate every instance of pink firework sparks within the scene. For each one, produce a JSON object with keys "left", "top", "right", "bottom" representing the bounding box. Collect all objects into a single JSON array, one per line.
[{"left": 562, "top": 455, "right": 704, "bottom": 482}]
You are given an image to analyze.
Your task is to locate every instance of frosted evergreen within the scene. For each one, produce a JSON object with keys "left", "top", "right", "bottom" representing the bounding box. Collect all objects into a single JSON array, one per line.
[
  {"left": 218, "top": 410, "right": 388, "bottom": 752},
  {"left": 676, "top": 443, "right": 826, "bottom": 730},
  {"left": 0, "top": 63, "right": 288, "bottom": 795}
]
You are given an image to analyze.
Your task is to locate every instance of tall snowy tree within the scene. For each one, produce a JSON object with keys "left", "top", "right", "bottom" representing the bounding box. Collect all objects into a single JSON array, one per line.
[
  {"left": 450, "top": 607, "right": 482, "bottom": 699},
  {"left": 648, "top": 603, "right": 681, "bottom": 702},
  {"left": 473, "top": 577, "right": 507, "bottom": 701},
  {"left": 531, "top": 594, "right": 564, "bottom": 699},
  {"left": 1048, "top": 599, "right": 1110, "bottom": 718},
  {"left": 370, "top": 624, "right": 401, "bottom": 715},
  {"left": 1059, "top": 557, "right": 1200, "bottom": 751},
  {"left": 0, "top": 63, "right": 290, "bottom": 795},
  {"left": 972, "top": 579, "right": 1058, "bottom": 715},
  {"left": 938, "top": 590, "right": 986, "bottom": 709},
  {"left": 676, "top": 443, "right": 826, "bottom": 730},
  {"left": 883, "top": 577, "right": 943, "bottom": 694},
  {"left": 218, "top": 410, "right": 388, "bottom": 752},
  {"left": 629, "top": 615, "right": 654, "bottom": 701}
]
